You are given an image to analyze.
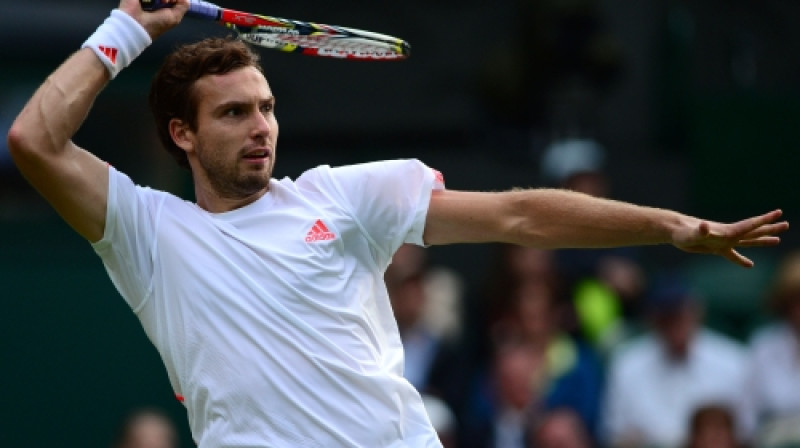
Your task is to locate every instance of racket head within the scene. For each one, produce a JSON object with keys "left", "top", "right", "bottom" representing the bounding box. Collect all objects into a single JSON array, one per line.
[{"left": 228, "top": 23, "right": 411, "bottom": 61}]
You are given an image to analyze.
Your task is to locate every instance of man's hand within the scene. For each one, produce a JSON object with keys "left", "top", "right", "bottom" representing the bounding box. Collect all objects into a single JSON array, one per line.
[
  {"left": 672, "top": 209, "right": 789, "bottom": 267},
  {"left": 119, "top": 0, "right": 189, "bottom": 40}
]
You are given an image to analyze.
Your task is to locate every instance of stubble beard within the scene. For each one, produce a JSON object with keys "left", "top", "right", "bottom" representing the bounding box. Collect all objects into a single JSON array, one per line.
[{"left": 198, "top": 142, "right": 273, "bottom": 200}]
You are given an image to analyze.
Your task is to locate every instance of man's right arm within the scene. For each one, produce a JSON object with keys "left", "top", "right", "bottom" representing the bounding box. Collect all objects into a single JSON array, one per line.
[
  {"left": 6, "top": 0, "right": 187, "bottom": 242},
  {"left": 7, "top": 49, "right": 112, "bottom": 242}
]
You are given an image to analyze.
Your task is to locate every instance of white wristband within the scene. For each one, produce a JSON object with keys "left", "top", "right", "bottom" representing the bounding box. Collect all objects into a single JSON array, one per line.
[{"left": 82, "top": 9, "right": 152, "bottom": 79}]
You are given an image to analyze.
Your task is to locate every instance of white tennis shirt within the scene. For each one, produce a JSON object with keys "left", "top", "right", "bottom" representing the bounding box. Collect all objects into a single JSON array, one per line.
[{"left": 92, "top": 159, "right": 445, "bottom": 447}]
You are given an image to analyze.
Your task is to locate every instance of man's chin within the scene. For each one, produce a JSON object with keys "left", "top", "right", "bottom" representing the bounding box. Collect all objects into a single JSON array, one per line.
[{"left": 237, "top": 173, "right": 271, "bottom": 194}]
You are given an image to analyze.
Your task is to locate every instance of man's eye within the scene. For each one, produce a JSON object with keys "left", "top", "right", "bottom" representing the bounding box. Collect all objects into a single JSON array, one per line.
[
  {"left": 260, "top": 103, "right": 273, "bottom": 113},
  {"left": 225, "top": 108, "right": 242, "bottom": 117}
]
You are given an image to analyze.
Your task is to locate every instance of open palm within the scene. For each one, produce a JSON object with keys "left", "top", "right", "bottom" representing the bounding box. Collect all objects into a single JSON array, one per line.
[{"left": 673, "top": 209, "right": 789, "bottom": 267}]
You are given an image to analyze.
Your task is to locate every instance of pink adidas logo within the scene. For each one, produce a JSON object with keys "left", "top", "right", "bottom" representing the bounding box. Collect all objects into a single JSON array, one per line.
[{"left": 305, "top": 219, "right": 336, "bottom": 243}]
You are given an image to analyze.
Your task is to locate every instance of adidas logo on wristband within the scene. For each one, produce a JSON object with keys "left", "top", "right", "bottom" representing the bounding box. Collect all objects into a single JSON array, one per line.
[
  {"left": 98, "top": 46, "right": 119, "bottom": 64},
  {"left": 82, "top": 9, "right": 151, "bottom": 79}
]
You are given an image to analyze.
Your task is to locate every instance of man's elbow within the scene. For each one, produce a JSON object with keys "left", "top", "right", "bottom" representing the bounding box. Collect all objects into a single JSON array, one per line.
[
  {"left": 503, "top": 192, "right": 554, "bottom": 249},
  {"left": 7, "top": 121, "right": 29, "bottom": 157},
  {"left": 7, "top": 120, "right": 43, "bottom": 163}
]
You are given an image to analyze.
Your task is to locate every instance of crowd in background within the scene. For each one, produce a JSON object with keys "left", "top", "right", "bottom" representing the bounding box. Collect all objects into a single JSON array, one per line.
[
  {"left": 380, "top": 144, "right": 800, "bottom": 448},
  {"left": 386, "top": 242, "right": 800, "bottom": 448},
  {"left": 387, "top": 240, "right": 800, "bottom": 448}
]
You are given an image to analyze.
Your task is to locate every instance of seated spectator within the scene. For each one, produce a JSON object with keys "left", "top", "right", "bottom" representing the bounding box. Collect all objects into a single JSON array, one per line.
[
  {"left": 112, "top": 408, "right": 178, "bottom": 448},
  {"left": 602, "top": 274, "right": 750, "bottom": 448},
  {"left": 529, "top": 407, "right": 594, "bottom": 448},
  {"left": 469, "top": 244, "right": 562, "bottom": 391},
  {"left": 686, "top": 404, "right": 742, "bottom": 448},
  {"left": 463, "top": 340, "right": 539, "bottom": 448},
  {"left": 481, "top": 244, "right": 561, "bottom": 330},
  {"left": 464, "top": 278, "right": 603, "bottom": 448},
  {"left": 747, "top": 251, "right": 800, "bottom": 444},
  {"left": 509, "top": 280, "right": 603, "bottom": 439}
]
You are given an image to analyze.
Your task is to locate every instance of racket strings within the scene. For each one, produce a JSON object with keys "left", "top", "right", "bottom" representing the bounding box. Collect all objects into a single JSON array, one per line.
[{"left": 240, "top": 32, "right": 407, "bottom": 59}]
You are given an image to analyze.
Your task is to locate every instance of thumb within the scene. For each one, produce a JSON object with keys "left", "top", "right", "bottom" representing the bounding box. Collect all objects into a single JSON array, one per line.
[{"left": 697, "top": 221, "right": 711, "bottom": 238}]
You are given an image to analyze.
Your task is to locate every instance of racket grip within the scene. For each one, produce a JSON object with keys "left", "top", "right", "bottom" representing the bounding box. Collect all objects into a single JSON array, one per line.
[{"left": 140, "top": 0, "right": 220, "bottom": 21}]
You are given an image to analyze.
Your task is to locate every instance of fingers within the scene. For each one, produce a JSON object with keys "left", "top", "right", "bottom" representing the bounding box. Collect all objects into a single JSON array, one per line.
[
  {"left": 736, "top": 236, "right": 782, "bottom": 248},
  {"left": 724, "top": 248, "right": 754, "bottom": 268},
  {"left": 685, "top": 210, "right": 787, "bottom": 268},
  {"left": 740, "top": 221, "right": 790, "bottom": 240},
  {"left": 730, "top": 209, "right": 785, "bottom": 236}
]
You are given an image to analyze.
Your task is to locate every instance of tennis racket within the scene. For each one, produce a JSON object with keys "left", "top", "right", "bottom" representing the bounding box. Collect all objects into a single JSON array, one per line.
[{"left": 140, "top": 0, "right": 411, "bottom": 61}]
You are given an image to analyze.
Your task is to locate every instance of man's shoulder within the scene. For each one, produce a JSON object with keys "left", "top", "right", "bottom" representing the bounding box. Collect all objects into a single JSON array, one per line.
[
  {"left": 109, "top": 166, "right": 192, "bottom": 212},
  {"left": 297, "top": 159, "right": 427, "bottom": 179},
  {"left": 291, "top": 159, "right": 430, "bottom": 196}
]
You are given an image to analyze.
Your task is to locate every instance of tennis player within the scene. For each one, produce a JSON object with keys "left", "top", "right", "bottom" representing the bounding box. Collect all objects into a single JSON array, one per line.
[{"left": 6, "top": 1, "right": 788, "bottom": 447}]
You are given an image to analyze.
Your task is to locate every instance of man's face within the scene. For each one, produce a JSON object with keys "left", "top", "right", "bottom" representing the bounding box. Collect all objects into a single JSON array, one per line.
[{"left": 180, "top": 66, "right": 278, "bottom": 201}]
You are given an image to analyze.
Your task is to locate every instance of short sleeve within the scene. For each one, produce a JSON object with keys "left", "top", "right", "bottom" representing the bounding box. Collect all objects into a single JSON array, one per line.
[
  {"left": 300, "top": 159, "right": 444, "bottom": 263},
  {"left": 91, "top": 167, "right": 163, "bottom": 312}
]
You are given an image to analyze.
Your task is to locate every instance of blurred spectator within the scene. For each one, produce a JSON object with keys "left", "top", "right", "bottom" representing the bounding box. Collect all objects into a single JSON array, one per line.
[
  {"left": 686, "top": 404, "right": 742, "bottom": 448},
  {"left": 472, "top": 245, "right": 562, "bottom": 377},
  {"left": 540, "top": 138, "right": 608, "bottom": 198},
  {"left": 601, "top": 274, "right": 750, "bottom": 448},
  {"left": 386, "top": 244, "right": 469, "bottom": 424},
  {"left": 112, "top": 408, "right": 178, "bottom": 448},
  {"left": 463, "top": 340, "right": 538, "bottom": 448},
  {"left": 746, "top": 251, "right": 800, "bottom": 446},
  {"left": 485, "top": 245, "right": 561, "bottom": 317},
  {"left": 529, "top": 407, "right": 594, "bottom": 448},
  {"left": 511, "top": 279, "right": 603, "bottom": 438},
  {"left": 464, "top": 276, "right": 603, "bottom": 447}
]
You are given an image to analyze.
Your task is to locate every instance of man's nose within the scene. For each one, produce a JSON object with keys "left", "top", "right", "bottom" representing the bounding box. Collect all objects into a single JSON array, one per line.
[{"left": 252, "top": 110, "right": 272, "bottom": 136}]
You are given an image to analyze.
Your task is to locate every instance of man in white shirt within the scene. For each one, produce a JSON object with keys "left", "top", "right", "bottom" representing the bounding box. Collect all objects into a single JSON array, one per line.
[
  {"left": 6, "top": 1, "right": 788, "bottom": 446},
  {"left": 602, "top": 276, "right": 751, "bottom": 448}
]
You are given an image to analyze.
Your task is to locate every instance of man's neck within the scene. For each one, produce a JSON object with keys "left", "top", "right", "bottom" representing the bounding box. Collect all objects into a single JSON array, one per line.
[{"left": 194, "top": 182, "right": 269, "bottom": 213}]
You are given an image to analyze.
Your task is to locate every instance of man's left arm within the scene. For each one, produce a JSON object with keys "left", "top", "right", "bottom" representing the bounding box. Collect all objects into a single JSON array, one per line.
[{"left": 422, "top": 188, "right": 788, "bottom": 267}]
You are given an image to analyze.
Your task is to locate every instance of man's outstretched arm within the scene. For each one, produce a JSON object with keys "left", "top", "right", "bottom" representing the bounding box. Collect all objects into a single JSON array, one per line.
[
  {"left": 6, "top": 0, "right": 187, "bottom": 242},
  {"left": 423, "top": 188, "right": 788, "bottom": 267}
]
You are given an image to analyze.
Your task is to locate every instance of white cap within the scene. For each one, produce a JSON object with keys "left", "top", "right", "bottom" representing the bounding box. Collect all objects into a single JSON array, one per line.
[{"left": 540, "top": 138, "right": 605, "bottom": 185}]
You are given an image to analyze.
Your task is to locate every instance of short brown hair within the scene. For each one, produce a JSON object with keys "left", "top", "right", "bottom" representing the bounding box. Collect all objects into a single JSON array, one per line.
[{"left": 148, "top": 37, "right": 263, "bottom": 169}]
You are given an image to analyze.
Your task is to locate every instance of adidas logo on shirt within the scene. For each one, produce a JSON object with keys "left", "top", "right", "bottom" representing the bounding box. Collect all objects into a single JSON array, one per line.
[{"left": 305, "top": 219, "right": 336, "bottom": 243}]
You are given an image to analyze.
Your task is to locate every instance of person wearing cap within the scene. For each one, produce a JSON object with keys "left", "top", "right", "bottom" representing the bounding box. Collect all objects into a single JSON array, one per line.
[{"left": 601, "top": 274, "right": 750, "bottom": 448}]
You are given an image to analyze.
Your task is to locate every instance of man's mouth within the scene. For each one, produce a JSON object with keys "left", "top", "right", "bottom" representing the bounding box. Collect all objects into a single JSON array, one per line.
[{"left": 242, "top": 148, "right": 271, "bottom": 161}]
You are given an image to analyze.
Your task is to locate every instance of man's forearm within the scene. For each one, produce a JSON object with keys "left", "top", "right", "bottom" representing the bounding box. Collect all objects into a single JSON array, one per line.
[
  {"left": 424, "top": 188, "right": 692, "bottom": 248},
  {"left": 8, "top": 49, "right": 108, "bottom": 157},
  {"left": 510, "top": 188, "right": 690, "bottom": 249}
]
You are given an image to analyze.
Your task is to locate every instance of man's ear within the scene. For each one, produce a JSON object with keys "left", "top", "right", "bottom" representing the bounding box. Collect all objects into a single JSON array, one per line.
[{"left": 169, "top": 118, "right": 194, "bottom": 153}]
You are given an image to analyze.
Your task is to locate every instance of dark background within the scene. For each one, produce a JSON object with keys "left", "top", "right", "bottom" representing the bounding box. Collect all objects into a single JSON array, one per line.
[{"left": 1, "top": 0, "right": 800, "bottom": 446}]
